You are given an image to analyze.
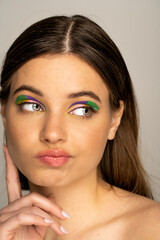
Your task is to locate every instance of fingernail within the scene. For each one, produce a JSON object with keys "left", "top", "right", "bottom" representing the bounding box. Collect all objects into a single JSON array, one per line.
[
  {"left": 60, "top": 225, "right": 68, "bottom": 234},
  {"left": 44, "top": 218, "right": 53, "bottom": 224},
  {"left": 61, "top": 210, "right": 71, "bottom": 219}
]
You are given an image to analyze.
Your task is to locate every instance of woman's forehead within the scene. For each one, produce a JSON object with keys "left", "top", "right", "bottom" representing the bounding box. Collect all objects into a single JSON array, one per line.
[{"left": 10, "top": 54, "right": 109, "bottom": 101}]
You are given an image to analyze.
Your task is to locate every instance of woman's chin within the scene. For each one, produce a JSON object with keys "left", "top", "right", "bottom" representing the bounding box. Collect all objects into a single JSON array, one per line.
[{"left": 27, "top": 174, "right": 70, "bottom": 189}]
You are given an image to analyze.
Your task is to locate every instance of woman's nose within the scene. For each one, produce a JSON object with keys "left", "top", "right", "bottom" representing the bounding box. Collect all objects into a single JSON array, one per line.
[{"left": 40, "top": 112, "right": 67, "bottom": 145}]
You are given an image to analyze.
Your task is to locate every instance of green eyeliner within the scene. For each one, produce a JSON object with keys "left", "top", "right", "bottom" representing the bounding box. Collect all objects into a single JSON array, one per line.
[
  {"left": 86, "top": 101, "right": 99, "bottom": 111},
  {"left": 16, "top": 94, "right": 43, "bottom": 105}
]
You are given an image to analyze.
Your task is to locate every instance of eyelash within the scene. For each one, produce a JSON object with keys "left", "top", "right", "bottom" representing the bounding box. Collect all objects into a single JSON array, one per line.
[{"left": 17, "top": 101, "right": 97, "bottom": 118}]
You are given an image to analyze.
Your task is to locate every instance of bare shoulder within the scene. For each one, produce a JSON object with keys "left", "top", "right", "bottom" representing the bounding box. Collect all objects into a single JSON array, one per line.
[
  {"left": 112, "top": 187, "right": 160, "bottom": 239},
  {"left": 133, "top": 196, "right": 160, "bottom": 239},
  {"left": 73, "top": 185, "right": 160, "bottom": 240}
]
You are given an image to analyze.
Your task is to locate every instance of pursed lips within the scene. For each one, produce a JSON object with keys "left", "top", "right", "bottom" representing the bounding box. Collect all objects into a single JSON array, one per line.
[{"left": 35, "top": 149, "right": 71, "bottom": 167}]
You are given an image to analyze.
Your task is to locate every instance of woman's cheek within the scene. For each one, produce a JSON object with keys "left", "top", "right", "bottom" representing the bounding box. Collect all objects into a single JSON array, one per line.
[
  {"left": 89, "top": 129, "right": 108, "bottom": 163},
  {"left": 74, "top": 120, "right": 108, "bottom": 162},
  {"left": 5, "top": 116, "right": 37, "bottom": 164}
]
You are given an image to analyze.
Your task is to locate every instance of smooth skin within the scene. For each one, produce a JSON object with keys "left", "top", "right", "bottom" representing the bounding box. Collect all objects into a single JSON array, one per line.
[{"left": 0, "top": 54, "right": 160, "bottom": 240}]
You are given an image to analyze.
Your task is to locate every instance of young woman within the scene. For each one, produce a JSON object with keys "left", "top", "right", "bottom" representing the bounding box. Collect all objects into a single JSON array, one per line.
[{"left": 0, "top": 15, "right": 159, "bottom": 240}]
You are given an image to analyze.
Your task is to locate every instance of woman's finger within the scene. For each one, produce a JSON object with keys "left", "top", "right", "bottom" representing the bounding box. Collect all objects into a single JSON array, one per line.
[
  {"left": 0, "top": 205, "right": 57, "bottom": 224},
  {"left": 3, "top": 145, "right": 22, "bottom": 203},
  {"left": 0, "top": 213, "right": 66, "bottom": 237},
  {"left": 0, "top": 192, "right": 70, "bottom": 221}
]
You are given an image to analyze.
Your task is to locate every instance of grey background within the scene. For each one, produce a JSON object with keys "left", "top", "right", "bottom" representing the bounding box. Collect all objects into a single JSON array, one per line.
[{"left": 0, "top": 0, "right": 160, "bottom": 208}]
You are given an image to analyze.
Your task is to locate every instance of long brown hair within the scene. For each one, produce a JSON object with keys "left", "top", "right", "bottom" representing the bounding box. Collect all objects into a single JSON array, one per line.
[{"left": 0, "top": 15, "right": 153, "bottom": 198}]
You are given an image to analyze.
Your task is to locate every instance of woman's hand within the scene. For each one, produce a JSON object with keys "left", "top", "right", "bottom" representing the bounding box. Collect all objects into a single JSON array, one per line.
[{"left": 0, "top": 145, "right": 69, "bottom": 240}]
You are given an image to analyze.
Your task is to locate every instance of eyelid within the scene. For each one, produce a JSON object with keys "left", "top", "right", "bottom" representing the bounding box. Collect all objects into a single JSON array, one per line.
[
  {"left": 16, "top": 95, "right": 41, "bottom": 104},
  {"left": 68, "top": 101, "right": 99, "bottom": 111},
  {"left": 15, "top": 94, "right": 46, "bottom": 110},
  {"left": 68, "top": 104, "right": 89, "bottom": 112}
]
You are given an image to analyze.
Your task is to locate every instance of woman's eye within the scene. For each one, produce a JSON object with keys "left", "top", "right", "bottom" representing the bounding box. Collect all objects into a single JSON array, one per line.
[
  {"left": 20, "top": 103, "right": 45, "bottom": 112},
  {"left": 67, "top": 101, "right": 99, "bottom": 118},
  {"left": 69, "top": 107, "right": 92, "bottom": 117}
]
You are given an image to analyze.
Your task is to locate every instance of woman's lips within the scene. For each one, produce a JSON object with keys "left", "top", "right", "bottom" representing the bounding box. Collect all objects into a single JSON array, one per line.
[{"left": 35, "top": 149, "right": 71, "bottom": 167}]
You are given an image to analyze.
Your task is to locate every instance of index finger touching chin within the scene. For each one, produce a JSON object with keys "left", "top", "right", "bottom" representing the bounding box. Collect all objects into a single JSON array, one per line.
[{"left": 3, "top": 145, "right": 22, "bottom": 203}]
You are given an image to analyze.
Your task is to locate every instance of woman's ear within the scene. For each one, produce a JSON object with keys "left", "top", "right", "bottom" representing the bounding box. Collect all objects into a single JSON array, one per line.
[{"left": 107, "top": 101, "right": 124, "bottom": 140}]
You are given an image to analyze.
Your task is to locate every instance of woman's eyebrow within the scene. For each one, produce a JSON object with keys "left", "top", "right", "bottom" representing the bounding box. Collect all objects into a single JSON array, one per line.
[
  {"left": 13, "top": 85, "right": 43, "bottom": 96},
  {"left": 13, "top": 86, "right": 101, "bottom": 103},
  {"left": 67, "top": 91, "right": 101, "bottom": 103}
]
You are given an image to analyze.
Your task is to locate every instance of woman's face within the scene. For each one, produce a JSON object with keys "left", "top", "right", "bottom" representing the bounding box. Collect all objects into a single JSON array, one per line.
[{"left": 2, "top": 54, "right": 121, "bottom": 187}]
